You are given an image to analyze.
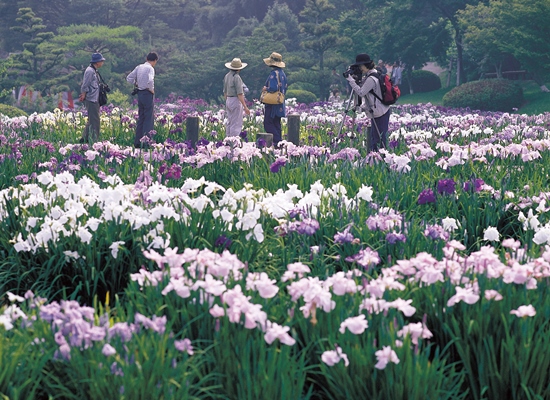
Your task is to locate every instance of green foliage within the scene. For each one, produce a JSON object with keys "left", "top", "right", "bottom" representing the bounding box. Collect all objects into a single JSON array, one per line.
[
  {"left": 105, "top": 88, "right": 132, "bottom": 108},
  {"left": 287, "top": 89, "right": 318, "bottom": 104},
  {"left": 496, "top": 0, "right": 550, "bottom": 84},
  {"left": 457, "top": 2, "right": 508, "bottom": 77},
  {"left": 9, "top": 8, "right": 66, "bottom": 93},
  {"left": 402, "top": 70, "right": 442, "bottom": 93},
  {"left": 442, "top": 79, "right": 523, "bottom": 112},
  {"left": 0, "top": 104, "right": 27, "bottom": 118}
]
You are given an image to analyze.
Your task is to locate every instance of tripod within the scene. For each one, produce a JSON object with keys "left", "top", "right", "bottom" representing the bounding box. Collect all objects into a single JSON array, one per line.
[
  {"left": 337, "top": 88, "right": 383, "bottom": 150},
  {"left": 336, "top": 90, "right": 360, "bottom": 137}
]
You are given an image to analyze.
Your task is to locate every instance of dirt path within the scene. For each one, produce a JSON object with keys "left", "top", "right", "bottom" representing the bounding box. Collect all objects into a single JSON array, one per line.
[{"left": 422, "top": 61, "right": 445, "bottom": 75}]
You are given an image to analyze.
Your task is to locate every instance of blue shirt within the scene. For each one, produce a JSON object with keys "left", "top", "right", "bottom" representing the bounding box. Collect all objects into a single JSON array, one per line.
[{"left": 265, "top": 68, "right": 287, "bottom": 117}]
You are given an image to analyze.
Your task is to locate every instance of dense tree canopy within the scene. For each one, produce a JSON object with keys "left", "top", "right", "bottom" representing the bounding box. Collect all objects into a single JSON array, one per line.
[{"left": 0, "top": 0, "right": 548, "bottom": 108}]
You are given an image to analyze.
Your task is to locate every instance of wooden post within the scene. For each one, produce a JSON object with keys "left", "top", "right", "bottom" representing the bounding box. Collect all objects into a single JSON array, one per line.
[
  {"left": 256, "top": 133, "right": 273, "bottom": 148},
  {"left": 186, "top": 116, "right": 199, "bottom": 146},
  {"left": 287, "top": 114, "right": 300, "bottom": 145}
]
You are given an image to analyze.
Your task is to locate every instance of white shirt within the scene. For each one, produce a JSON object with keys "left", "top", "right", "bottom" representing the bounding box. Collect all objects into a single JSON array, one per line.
[{"left": 126, "top": 62, "right": 155, "bottom": 92}]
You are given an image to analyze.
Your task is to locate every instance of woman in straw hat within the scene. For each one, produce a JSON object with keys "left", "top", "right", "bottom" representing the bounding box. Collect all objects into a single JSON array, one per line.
[
  {"left": 261, "top": 52, "right": 287, "bottom": 146},
  {"left": 223, "top": 57, "right": 250, "bottom": 137}
]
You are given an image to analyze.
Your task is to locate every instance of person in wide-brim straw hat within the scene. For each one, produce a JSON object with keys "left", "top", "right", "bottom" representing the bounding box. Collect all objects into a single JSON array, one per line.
[
  {"left": 225, "top": 57, "right": 248, "bottom": 70},
  {"left": 261, "top": 51, "right": 288, "bottom": 146},
  {"left": 263, "top": 52, "right": 285, "bottom": 68},
  {"left": 223, "top": 57, "right": 250, "bottom": 138}
]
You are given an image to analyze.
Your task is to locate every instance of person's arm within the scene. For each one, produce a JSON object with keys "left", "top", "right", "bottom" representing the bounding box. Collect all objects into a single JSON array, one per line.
[
  {"left": 234, "top": 75, "right": 250, "bottom": 115},
  {"left": 346, "top": 74, "right": 375, "bottom": 97},
  {"left": 126, "top": 67, "right": 137, "bottom": 84},
  {"left": 147, "top": 66, "right": 155, "bottom": 94},
  {"left": 79, "top": 69, "right": 92, "bottom": 101},
  {"left": 238, "top": 93, "right": 250, "bottom": 115}
]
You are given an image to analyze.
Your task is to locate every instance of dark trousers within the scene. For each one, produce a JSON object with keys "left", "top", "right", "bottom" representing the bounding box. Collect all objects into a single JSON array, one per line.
[
  {"left": 369, "top": 109, "right": 391, "bottom": 152},
  {"left": 263, "top": 105, "right": 282, "bottom": 145},
  {"left": 82, "top": 100, "right": 100, "bottom": 143},
  {"left": 135, "top": 90, "right": 154, "bottom": 147}
]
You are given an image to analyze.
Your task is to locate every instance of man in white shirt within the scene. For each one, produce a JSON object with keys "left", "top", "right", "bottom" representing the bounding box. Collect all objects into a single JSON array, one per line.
[{"left": 126, "top": 52, "right": 159, "bottom": 147}]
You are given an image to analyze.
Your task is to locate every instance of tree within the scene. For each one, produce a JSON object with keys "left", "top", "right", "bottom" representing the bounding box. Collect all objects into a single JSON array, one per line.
[
  {"left": 373, "top": 0, "right": 483, "bottom": 85},
  {"left": 458, "top": 3, "right": 509, "bottom": 78},
  {"left": 495, "top": 0, "right": 550, "bottom": 91},
  {"left": 52, "top": 24, "right": 144, "bottom": 94},
  {"left": 299, "top": 0, "right": 351, "bottom": 100},
  {"left": 9, "top": 8, "right": 65, "bottom": 93}
]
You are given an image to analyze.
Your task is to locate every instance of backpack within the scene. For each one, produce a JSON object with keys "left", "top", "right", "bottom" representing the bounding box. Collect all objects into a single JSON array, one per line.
[{"left": 369, "top": 72, "right": 400, "bottom": 105}]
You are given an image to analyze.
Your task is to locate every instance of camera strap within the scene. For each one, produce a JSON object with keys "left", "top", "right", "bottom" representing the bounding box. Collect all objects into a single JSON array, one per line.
[{"left": 95, "top": 69, "right": 107, "bottom": 87}]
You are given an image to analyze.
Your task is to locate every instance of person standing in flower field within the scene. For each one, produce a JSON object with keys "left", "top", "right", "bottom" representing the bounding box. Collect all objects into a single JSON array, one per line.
[
  {"left": 223, "top": 57, "right": 251, "bottom": 138},
  {"left": 79, "top": 52, "right": 105, "bottom": 143},
  {"left": 261, "top": 52, "right": 287, "bottom": 147},
  {"left": 126, "top": 52, "right": 159, "bottom": 148},
  {"left": 345, "top": 53, "right": 391, "bottom": 152}
]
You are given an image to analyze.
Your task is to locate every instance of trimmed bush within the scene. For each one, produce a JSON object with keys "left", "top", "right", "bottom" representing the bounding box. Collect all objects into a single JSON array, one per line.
[
  {"left": 0, "top": 103, "right": 28, "bottom": 118},
  {"left": 286, "top": 89, "right": 317, "bottom": 104},
  {"left": 443, "top": 79, "right": 523, "bottom": 112},
  {"left": 288, "top": 82, "right": 317, "bottom": 93},
  {"left": 402, "top": 70, "right": 442, "bottom": 93}
]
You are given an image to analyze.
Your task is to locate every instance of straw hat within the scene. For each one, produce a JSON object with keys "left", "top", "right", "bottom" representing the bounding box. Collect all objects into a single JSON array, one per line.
[
  {"left": 263, "top": 52, "right": 285, "bottom": 68},
  {"left": 225, "top": 58, "right": 247, "bottom": 70}
]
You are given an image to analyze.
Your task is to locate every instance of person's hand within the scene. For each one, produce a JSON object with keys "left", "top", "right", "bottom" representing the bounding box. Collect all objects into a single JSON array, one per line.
[
  {"left": 346, "top": 75, "right": 356, "bottom": 84},
  {"left": 78, "top": 93, "right": 86, "bottom": 102},
  {"left": 262, "top": 86, "right": 267, "bottom": 92},
  {"left": 244, "top": 107, "right": 251, "bottom": 116}
]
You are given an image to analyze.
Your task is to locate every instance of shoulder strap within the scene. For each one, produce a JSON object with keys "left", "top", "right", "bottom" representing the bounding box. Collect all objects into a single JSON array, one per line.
[
  {"left": 368, "top": 73, "right": 383, "bottom": 102},
  {"left": 274, "top": 70, "right": 281, "bottom": 89},
  {"left": 96, "top": 69, "right": 106, "bottom": 84}
]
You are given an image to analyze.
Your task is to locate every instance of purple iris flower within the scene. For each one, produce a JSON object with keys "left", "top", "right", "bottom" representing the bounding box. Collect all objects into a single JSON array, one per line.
[
  {"left": 297, "top": 218, "right": 320, "bottom": 236},
  {"left": 417, "top": 188, "right": 436, "bottom": 205},
  {"left": 334, "top": 226, "right": 355, "bottom": 244},
  {"left": 463, "top": 178, "right": 484, "bottom": 192},
  {"left": 386, "top": 232, "right": 407, "bottom": 244},
  {"left": 437, "top": 178, "right": 456, "bottom": 195},
  {"left": 215, "top": 235, "right": 233, "bottom": 249},
  {"left": 270, "top": 158, "right": 287, "bottom": 173}
]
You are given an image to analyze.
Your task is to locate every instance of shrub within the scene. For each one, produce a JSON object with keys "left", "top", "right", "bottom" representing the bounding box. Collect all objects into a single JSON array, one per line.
[
  {"left": 0, "top": 103, "right": 28, "bottom": 118},
  {"left": 442, "top": 79, "right": 523, "bottom": 112},
  {"left": 289, "top": 82, "right": 317, "bottom": 94},
  {"left": 402, "top": 70, "right": 442, "bottom": 93},
  {"left": 286, "top": 89, "right": 317, "bottom": 104}
]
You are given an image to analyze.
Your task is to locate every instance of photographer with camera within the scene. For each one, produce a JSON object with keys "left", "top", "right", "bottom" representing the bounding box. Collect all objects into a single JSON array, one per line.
[
  {"left": 345, "top": 53, "right": 391, "bottom": 152},
  {"left": 78, "top": 52, "right": 106, "bottom": 143},
  {"left": 126, "top": 52, "right": 159, "bottom": 148}
]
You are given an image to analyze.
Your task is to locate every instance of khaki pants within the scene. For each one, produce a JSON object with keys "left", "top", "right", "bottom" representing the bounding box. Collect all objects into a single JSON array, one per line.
[{"left": 225, "top": 97, "right": 243, "bottom": 137}]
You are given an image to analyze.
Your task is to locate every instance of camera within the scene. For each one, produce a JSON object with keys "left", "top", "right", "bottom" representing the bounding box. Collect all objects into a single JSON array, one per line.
[
  {"left": 131, "top": 87, "right": 138, "bottom": 96},
  {"left": 343, "top": 65, "right": 363, "bottom": 83},
  {"left": 100, "top": 83, "right": 110, "bottom": 93}
]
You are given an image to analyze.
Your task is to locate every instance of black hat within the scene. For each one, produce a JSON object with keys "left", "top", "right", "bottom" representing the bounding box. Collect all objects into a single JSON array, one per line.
[{"left": 352, "top": 53, "right": 372, "bottom": 66}]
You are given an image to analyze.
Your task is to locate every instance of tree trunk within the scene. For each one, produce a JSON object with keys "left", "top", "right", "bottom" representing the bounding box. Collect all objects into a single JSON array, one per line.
[{"left": 446, "top": 58, "right": 453, "bottom": 87}]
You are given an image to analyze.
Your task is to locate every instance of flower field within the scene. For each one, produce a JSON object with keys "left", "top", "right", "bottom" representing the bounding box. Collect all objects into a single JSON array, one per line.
[{"left": 1, "top": 97, "right": 550, "bottom": 399}]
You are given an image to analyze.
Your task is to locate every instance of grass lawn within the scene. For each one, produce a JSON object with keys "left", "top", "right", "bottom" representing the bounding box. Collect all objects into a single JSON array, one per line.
[{"left": 398, "top": 80, "right": 550, "bottom": 115}]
